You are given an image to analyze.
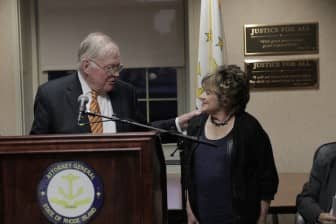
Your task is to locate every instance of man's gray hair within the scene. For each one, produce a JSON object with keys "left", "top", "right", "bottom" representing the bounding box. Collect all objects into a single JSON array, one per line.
[{"left": 78, "top": 32, "right": 119, "bottom": 62}]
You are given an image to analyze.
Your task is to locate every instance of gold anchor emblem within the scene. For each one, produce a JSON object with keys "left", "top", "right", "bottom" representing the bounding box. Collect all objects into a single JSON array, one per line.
[{"left": 49, "top": 173, "right": 91, "bottom": 208}]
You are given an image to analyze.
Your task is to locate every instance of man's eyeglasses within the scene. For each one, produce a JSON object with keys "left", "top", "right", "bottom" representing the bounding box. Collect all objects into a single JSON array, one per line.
[{"left": 89, "top": 59, "right": 124, "bottom": 75}]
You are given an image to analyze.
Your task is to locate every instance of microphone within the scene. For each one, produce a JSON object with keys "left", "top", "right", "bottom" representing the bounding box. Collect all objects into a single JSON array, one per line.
[{"left": 77, "top": 94, "right": 89, "bottom": 124}]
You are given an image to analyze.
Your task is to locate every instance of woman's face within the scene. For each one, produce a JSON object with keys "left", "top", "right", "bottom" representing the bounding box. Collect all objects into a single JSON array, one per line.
[{"left": 198, "top": 89, "right": 222, "bottom": 114}]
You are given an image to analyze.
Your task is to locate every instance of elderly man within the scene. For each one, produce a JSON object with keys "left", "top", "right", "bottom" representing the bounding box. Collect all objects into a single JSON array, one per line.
[
  {"left": 30, "top": 32, "right": 198, "bottom": 134},
  {"left": 296, "top": 142, "right": 336, "bottom": 224}
]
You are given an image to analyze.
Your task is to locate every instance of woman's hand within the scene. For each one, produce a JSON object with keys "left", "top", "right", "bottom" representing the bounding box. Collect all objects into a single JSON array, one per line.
[
  {"left": 318, "top": 213, "right": 336, "bottom": 224},
  {"left": 186, "top": 195, "right": 199, "bottom": 224},
  {"left": 256, "top": 216, "right": 267, "bottom": 224},
  {"left": 186, "top": 205, "right": 199, "bottom": 224},
  {"left": 257, "top": 200, "right": 270, "bottom": 224}
]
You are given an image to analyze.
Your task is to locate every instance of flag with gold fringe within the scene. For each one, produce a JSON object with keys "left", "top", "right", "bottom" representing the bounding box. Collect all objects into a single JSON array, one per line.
[{"left": 196, "top": 0, "right": 225, "bottom": 107}]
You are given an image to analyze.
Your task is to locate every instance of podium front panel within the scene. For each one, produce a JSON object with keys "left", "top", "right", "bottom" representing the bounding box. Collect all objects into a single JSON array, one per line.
[{"left": 0, "top": 133, "right": 167, "bottom": 224}]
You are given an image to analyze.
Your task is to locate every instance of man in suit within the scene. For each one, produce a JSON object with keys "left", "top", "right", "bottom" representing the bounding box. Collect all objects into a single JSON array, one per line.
[
  {"left": 30, "top": 32, "right": 198, "bottom": 134},
  {"left": 296, "top": 142, "right": 336, "bottom": 224}
]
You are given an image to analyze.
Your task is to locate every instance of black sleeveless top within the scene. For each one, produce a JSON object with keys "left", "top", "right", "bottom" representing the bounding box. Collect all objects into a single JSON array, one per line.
[{"left": 193, "top": 129, "right": 234, "bottom": 224}]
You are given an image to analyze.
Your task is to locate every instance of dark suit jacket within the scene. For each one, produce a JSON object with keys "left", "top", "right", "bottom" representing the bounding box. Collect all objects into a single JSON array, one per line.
[
  {"left": 296, "top": 142, "right": 336, "bottom": 224},
  {"left": 30, "top": 73, "right": 144, "bottom": 134}
]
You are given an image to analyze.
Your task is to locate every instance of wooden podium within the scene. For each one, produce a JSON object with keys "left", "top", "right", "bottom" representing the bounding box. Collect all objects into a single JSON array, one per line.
[{"left": 0, "top": 132, "right": 167, "bottom": 224}]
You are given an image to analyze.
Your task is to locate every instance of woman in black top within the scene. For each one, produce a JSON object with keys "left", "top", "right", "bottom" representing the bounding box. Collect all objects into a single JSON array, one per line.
[{"left": 183, "top": 65, "right": 278, "bottom": 224}]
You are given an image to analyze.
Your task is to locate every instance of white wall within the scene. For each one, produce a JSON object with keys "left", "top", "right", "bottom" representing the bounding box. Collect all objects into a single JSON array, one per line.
[
  {"left": 188, "top": 0, "right": 336, "bottom": 172},
  {"left": 38, "top": 0, "right": 185, "bottom": 71}
]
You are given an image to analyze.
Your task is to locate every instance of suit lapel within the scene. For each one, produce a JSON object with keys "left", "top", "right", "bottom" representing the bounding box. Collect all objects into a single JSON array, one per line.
[
  {"left": 65, "top": 73, "right": 91, "bottom": 133},
  {"left": 108, "top": 84, "right": 123, "bottom": 131}
]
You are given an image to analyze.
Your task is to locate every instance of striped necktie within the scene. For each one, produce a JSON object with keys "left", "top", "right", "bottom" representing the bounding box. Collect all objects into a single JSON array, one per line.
[{"left": 89, "top": 91, "right": 103, "bottom": 134}]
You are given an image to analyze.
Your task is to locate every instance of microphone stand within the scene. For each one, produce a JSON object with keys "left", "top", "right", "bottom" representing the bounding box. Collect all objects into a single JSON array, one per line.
[
  {"left": 82, "top": 111, "right": 210, "bottom": 220},
  {"left": 81, "top": 111, "right": 216, "bottom": 147}
]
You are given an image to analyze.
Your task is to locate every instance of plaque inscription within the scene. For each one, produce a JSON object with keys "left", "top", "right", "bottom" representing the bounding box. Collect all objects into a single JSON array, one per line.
[
  {"left": 244, "top": 23, "right": 318, "bottom": 55},
  {"left": 245, "top": 59, "right": 319, "bottom": 90}
]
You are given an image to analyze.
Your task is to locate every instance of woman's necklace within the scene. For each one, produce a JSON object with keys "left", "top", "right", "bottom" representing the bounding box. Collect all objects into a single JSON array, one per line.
[{"left": 209, "top": 112, "right": 233, "bottom": 127}]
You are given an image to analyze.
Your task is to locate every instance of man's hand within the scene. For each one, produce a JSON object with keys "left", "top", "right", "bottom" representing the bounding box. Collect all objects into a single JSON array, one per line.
[
  {"left": 177, "top": 110, "right": 202, "bottom": 130},
  {"left": 318, "top": 213, "right": 336, "bottom": 224}
]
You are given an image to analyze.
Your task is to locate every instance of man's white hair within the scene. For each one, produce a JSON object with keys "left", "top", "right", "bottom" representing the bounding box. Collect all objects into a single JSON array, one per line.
[{"left": 78, "top": 32, "right": 119, "bottom": 62}]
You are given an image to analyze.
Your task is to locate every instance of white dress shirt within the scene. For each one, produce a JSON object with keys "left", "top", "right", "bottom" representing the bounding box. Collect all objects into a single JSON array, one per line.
[{"left": 78, "top": 71, "right": 116, "bottom": 133}]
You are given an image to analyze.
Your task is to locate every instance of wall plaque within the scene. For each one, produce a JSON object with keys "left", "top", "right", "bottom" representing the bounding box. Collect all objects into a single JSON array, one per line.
[
  {"left": 245, "top": 59, "right": 319, "bottom": 90},
  {"left": 244, "top": 23, "right": 318, "bottom": 55}
]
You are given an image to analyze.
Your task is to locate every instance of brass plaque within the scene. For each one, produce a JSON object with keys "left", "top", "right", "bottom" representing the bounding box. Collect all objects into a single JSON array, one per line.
[
  {"left": 244, "top": 23, "right": 318, "bottom": 55},
  {"left": 245, "top": 59, "right": 319, "bottom": 90}
]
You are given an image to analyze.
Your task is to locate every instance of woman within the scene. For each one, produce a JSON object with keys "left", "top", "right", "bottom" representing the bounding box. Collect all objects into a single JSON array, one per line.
[{"left": 182, "top": 65, "right": 279, "bottom": 224}]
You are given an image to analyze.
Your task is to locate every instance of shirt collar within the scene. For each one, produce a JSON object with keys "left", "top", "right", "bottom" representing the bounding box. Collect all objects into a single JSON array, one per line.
[
  {"left": 78, "top": 70, "right": 110, "bottom": 100},
  {"left": 78, "top": 70, "right": 91, "bottom": 97}
]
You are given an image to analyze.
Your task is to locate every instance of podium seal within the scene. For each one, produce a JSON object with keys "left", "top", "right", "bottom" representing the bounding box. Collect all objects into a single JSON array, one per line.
[{"left": 38, "top": 161, "right": 103, "bottom": 224}]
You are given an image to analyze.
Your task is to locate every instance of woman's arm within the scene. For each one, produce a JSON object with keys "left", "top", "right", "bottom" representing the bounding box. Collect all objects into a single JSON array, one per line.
[
  {"left": 257, "top": 200, "right": 270, "bottom": 224},
  {"left": 186, "top": 192, "right": 199, "bottom": 224}
]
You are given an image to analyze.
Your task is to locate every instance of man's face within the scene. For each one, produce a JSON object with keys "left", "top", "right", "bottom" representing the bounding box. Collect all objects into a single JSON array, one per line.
[{"left": 82, "top": 51, "right": 122, "bottom": 94}]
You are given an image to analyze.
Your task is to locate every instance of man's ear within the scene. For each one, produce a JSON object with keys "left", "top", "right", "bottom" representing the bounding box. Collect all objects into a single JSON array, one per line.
[{"left": 81, "top": 60, "right": 90, "bottom": 72}]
